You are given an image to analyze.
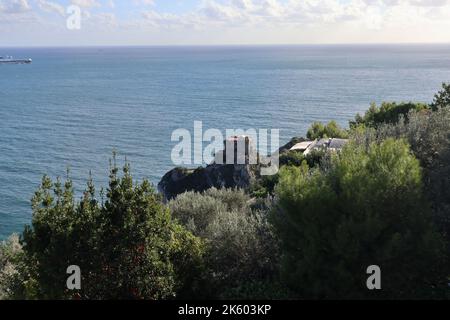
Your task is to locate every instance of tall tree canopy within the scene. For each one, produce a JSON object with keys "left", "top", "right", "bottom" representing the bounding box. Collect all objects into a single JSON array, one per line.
[{"left": 273, "top": 139, "right": 448, "bottom": 299}]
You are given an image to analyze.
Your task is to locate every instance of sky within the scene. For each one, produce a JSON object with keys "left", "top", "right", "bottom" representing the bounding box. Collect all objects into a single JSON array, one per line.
[{"left": 1, "top": 0, "right": 450, "bottom": 46}]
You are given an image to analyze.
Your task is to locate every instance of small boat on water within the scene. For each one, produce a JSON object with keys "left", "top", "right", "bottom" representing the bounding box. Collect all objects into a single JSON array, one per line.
[{"left": 0, "top": 56, "right": 32, "bottom": 64}]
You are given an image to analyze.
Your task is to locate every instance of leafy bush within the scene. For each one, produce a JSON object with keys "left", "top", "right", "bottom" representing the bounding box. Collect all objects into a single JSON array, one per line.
[
  {"left": 307, "top": 121, "right": 349, "bottom": 140},
  {"left": 353, "top": 108, "right": 450, "bottom": 245},
  {"left": 273, "top": 139, "right": 448, "bottom": 299},
  {"left": 250, "top": 175, "right": 279, "bottom": 198},
  {"left": 0, "top": 235, "right": 26, "bottom": 300},
  {"left": 431, "top": 82, "right": 450, "bottom": 110},
  {"left": 279, "top": 150, "right": 306, "bottom": 167},
  {"left": 18, "top": 160, "right": 203, "bottom": 300},
  {"left": 251, "top": 149, "right": 331, "bottom": 198},
  {"left": 168, "top": 188, "right": 281, "bottom": 299},
  {"left": 350, "top": 102, "right": 429, "bottom": 129},
  {"left": 168, "top": 188, "right": 248, "bottom": 237}
]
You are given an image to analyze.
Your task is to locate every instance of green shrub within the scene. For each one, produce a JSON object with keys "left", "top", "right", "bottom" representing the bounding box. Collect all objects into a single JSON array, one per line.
[
  {"left": 353, "top": 107, "right": 450, "bottom": 244},
  {"left": 350, "top": 102, "right": 429, "bottom": 129},
  {"left": 0, "top": 235, "right": 26, "bottom": 300},
  {"left": 307, "top": 121, "right": 349, "bottom": 140},
  {"left": 280, "top": 150, "right": 306, "bottom": 167},
  {"left": 19, "top": 160, "right": 203, "bottom": 300},
  {"left": 273, "top": 139, "right": 448, "bottom": 299},
  {"left": 431, "top": 82, "right": 450, "bottom": 110},
  {"left": 169, "top": 188, "right": 281, "bottom": 299},
  {"left": 168, "top": 188, "right": 249, "bottom": 237},
  {"left": 250, "top": 175, "right": 279, "bottom": 198}
]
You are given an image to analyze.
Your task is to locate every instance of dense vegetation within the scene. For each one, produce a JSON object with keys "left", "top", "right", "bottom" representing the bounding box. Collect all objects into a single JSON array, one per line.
[
  {"left": 168, "top": 189, "right": 284, "bottom": 299},
  {"left": 1, "top": 84, "right": 450, "bottom": 300},
  {"left": 274, "top": 139, "right": 447, "bottom": 299},
  {"left": 350, "top": 102, "right": 429, "bottom": 129},
  {"left": 1, "top": 162, "right": 203, "bottom": 299},
  {"left": 431, "top": 83, "right": 450, "bottom": 110},
  {"left": 307, "top": 120, "right": 349, "bottom": 140}
]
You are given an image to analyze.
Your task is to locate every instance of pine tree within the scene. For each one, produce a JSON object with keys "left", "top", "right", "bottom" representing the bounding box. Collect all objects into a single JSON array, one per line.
[
  {"left": 20, "top": 158, "right": 204, "bottom": 299},
  {"left": 431, "top": 83, "right": 450, "bottom": 110},
  {"left": 273, "top": 139, "right": 448, "bottom": 299}
]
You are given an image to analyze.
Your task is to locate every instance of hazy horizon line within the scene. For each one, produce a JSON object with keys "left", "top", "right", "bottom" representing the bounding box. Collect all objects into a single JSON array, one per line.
[{"left": 1, "top": 42, "right": 450, "bottom": 49}]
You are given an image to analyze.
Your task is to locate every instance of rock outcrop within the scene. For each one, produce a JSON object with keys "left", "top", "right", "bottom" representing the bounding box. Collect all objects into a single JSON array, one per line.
[
  {"left": 158, "top": 135, "right": 305, "bottom": 201},
  {"left": 158, "top": 135, "right": 264, "bottom": 201},
  {"left": 158, "top": 163, "right": 260, "bottom": 201}
]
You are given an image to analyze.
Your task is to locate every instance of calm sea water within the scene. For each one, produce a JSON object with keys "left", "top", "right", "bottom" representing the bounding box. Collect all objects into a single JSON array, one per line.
[{"left": 1, "top": 44, "right": 450, "bottom": 239}]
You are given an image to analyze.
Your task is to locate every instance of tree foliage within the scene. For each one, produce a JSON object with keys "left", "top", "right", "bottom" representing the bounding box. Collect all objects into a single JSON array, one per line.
[
  {"left": 353, "top": 107, "right": 450, "bottom": 246},
  {"left": 168, "top": 188, "right": 282, "bottom": 299},
  {"left": 4, "top": 83, "right": 450, "bottom": 300},
  {"left": 18, "top": 160, "right": 203, "bottom": 300},
  {"left": 0, "top": 235, "right": 26, "bottom": 300},
  {"left": 350, "top": 102, "right": 429, "bottom": 129},
  {"left": 431, "top": 82, "right": 450, "bottom": 110},
  {"left": 307, "top": 121, "right": 349, "bottom": 140},
  {"left": 273, "top": 139, "right": 448, "bottom": 299}
]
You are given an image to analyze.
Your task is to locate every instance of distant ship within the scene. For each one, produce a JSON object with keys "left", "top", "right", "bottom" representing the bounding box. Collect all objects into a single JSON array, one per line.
[{"left": 0, "top": 56, "right": 32, "bottom": 64}]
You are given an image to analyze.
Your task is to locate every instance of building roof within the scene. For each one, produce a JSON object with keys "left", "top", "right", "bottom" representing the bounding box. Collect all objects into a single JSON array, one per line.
[
  {"left": 315, "top": 138, "right": 330, "bottom": 147},
  {"left": 303, "top": 138, "right": 349, "bottom": 155},
  {"left": 290, "top": 141, "right": 313, "bottom": 151},
  {"left": 329, "top": 138, "right": 348, "bottom": 149}
]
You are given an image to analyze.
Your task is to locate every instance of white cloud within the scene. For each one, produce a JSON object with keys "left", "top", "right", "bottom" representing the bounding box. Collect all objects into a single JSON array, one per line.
[
  {"left": 70, "top": 0, "right": 100, "bottom": 8},
  {"left": 137, "top": 0, "right": 450, "bottom": 30},
  {"left": 139, "top": 0, "right": 155, "bottom": 5},
  {"left": 406, "top": 0, "right": 449, "bottom": 6},
  {"left": 35, "top": 0, "right": 65, "bottom": 16},
  {"left": 3, "top": 0, "right": 450, "bottom": 45},
  {"left": 0, "top": 0, "right": 31, "bottom": 13}
]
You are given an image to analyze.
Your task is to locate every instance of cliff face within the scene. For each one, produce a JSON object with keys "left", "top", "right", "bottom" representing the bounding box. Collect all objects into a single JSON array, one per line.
[
  {"left": 158, "top": 164, "right": 259, "bottom": 201},
  {"left": 158, "top": 136, "right": 302, "bottom": 201}
]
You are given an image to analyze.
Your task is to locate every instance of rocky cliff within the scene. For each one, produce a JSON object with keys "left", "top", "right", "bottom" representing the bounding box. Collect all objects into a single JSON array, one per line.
[
  {"left": 158, "top": 164, "right": 260, "bottom": 201},
  {"left": 158, "top": 136, "right": 302, "bottom": 201}
]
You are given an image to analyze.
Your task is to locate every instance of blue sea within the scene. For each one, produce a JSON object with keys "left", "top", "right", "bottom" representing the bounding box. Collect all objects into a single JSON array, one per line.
[{"left": 1, "top": 44, "right": 450, "bottom": 239}]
